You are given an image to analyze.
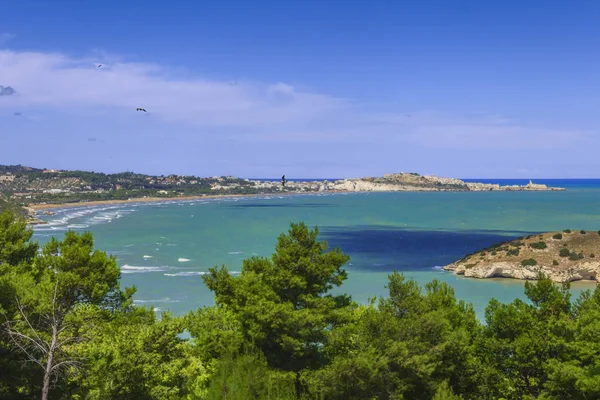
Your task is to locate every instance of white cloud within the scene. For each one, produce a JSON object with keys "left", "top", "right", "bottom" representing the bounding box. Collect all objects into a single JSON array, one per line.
[
  {"left": 0, "top": 50, "right": 348, "bottom": 128},
  {"left": 0, "top": 48, "right": 591, "bottom": 155}
]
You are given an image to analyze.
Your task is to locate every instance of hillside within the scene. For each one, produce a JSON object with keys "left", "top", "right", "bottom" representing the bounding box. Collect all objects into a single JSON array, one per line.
[{"left": 443, "top": 230, "right": 600, "bottom": 282}]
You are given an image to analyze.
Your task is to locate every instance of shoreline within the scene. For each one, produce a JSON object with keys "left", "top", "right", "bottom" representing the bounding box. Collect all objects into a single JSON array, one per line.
[
  {"left": 28, "top": 192, "right": 316, "bottom": 210},
  {"left": 27, "top": 185, "right": 566, "bottom": 211}
]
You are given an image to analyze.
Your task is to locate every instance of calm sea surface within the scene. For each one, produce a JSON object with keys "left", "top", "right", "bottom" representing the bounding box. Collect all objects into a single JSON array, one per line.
[{"left": 32, "top": 179, "right": 600, "bottom": 319}]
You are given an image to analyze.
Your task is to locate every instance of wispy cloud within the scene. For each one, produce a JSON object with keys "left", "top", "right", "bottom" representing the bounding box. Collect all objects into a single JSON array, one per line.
[
  {"left": 0, "top": 48, "right": 594, "bottom": 177},
  {"left": 0, "top": 50, "right": 348, "bottom": 128}
]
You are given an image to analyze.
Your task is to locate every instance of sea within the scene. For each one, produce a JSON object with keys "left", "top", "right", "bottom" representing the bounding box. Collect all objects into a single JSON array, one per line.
[{"left": 32, "top": 179, "right": 600, "bottom": 320}]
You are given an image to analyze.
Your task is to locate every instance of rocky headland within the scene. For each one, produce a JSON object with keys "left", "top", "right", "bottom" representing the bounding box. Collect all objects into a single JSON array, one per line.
[
  {"left": 443, "top": 230, "right": 600, "bottom": 283},
  {"left": 317, "top": 173, "right": 565, "bottom": 192}
]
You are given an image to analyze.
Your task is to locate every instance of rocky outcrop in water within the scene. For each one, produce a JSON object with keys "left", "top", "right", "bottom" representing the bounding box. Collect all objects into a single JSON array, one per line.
[{"left": 443, "top": 230, "right": 600, "bottom": 283}]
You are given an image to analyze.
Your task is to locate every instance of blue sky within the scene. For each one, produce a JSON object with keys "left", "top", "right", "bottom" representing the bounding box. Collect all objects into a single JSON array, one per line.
[{"left": 1, "top": 0, "right": 599, "bottom": 178}]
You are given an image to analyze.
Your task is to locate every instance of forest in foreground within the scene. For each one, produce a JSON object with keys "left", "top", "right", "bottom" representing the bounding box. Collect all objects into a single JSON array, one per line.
[{"left": 0, "top": 210, "right": 599, "bottom": 400}]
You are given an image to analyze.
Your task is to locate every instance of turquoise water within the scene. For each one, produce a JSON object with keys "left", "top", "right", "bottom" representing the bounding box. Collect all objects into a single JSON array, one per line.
[{"left": 33, "top": 187, "right": 600, "bottom": 319}]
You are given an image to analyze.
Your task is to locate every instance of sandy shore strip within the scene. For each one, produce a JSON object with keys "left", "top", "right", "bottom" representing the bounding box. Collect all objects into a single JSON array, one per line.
[{"left": 28, "top": 192, "right": 319, "bottom": 210}]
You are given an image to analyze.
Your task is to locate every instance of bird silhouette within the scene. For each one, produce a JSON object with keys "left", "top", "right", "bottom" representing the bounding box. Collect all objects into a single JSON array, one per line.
[
  {"left": 136, "top": 108, "right": 147, "bottom": 112},
  {"left": 14, "top": 112, "right": 21, "bottom": 116},
  {"left": 97, "top": 64, "right": 102, "bottom": 68}
]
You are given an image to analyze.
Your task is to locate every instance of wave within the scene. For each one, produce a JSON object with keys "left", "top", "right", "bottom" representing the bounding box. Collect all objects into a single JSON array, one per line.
[
  {"left": 228, "top": 251, "right": 244, "bottom": 254},
  {"left": 143, "top": 255, "right": 153, "bottom": 259},
  {"left": 120, "top": 264, "right": 166, "bottom": 274},
  {"left": 34, "top": 204, "right": 138, "bottom": 232},
  {"left": 164, "top": 271, "right": 206, "bottom": 277},
  {"left": 178, "top": 258, "right": 191, "bottom": 262},
  {"left": 133, "top": 297, "right": 180, "bottom": 304},
  {"left": 432, "top": 266, "right": 444, "bottom": 270},
  {"left": 66, "top": 224, "right": 89, "bottom": 229}
]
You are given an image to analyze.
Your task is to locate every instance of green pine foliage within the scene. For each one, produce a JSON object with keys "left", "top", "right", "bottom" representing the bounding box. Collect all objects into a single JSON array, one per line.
[{"left": 1, "top": 211, "right": 600, "bottom": 399}]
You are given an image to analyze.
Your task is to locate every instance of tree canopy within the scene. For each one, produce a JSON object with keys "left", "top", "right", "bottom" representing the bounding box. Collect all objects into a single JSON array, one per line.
[{"left": 1, "top": 212, "right": 600, "bottom": 399}]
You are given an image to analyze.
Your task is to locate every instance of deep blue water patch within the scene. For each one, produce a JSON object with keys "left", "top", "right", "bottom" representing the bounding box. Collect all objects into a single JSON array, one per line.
[{"left": 321, "top": 225, "right": 538, "bottom": 272}]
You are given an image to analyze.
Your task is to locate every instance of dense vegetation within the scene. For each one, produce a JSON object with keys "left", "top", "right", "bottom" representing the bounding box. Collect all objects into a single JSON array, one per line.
[
  {"left": 0, "top": 165, "right": 283, "bottom": 208},
  {"left": 1, "top": 211, "right": 600, "bottom": 399}
]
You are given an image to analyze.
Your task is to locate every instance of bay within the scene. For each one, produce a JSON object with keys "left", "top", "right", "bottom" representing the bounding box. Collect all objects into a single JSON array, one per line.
[{"left": 33, "top": 181, "right": 600, "bottom": 319}]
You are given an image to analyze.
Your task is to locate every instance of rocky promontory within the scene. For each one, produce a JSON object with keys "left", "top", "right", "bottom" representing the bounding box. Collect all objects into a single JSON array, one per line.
[
  {"left": 443, "top": 230, "right": 600, "bottom": 283},
  {"left": 310, "top": 173, "right": 565, "bottom": 192}
]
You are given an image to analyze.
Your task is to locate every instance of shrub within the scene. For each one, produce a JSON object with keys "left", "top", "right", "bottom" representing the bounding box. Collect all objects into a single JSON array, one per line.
[
  {"left": 507, "top": 248, "right": 520, "bottom": 256},
  {"left": 552, "top": 233, "right": 563, "bottom": 240},
  {"left": 598, "top": 230, "right": 600, "bottom": 236},
  {"left": 563, "top": 229, "right": 572, "bottom": 233},
  {"left": 580, "top": 230, "right": 587, "bottom": 234},
  {"left": 530, "top": 242, "right": 547, "bottom": 250},
  {"left": 481, "top": 251, "right": 487, "bottom": 256},
  {"left": 590, "top": 253, "right": 595, "bottom": 258},
  {"left": 553, "top": 260, "right": 559, "bottom": 266},
  {"left": 559, "top": 248, "right": 571, "bottom": 257},
  {"left": 465, "top": 263, "right": 476, "bottom": 269},
  {"left": 491, "top": 251, "right": 497, "bottom": 256},
  {"left": 521, "top": 258, "right": 537, "bottom": 267},
  {"left": 569, "top": 252, "right": 584, "bottom": 261}
]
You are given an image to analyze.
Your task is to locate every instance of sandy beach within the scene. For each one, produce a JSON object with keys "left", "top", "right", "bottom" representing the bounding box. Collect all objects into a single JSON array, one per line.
[{"left": 28, "top": 192, "right": 307, "bottom": 210}]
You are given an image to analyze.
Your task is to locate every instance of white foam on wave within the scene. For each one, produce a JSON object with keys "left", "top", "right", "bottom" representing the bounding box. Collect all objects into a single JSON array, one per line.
[
  {"left": 34, "top": 204, "right": 138, "bottom": 232},
  {"left": 120, "top": 264, "right": 166, "bottom": 274},
  {"left": 164, "top": 271, "right": 206, "bottom": 277},
  {"left": 134, "top": 297, "right": 180, "bottom": 304},
  {"left": 143, "top": 255, "right": 153, "bottom": 259},
  {"left": 178, "top": 258, "right": 191, "bottom": 262},
  {"left": 228, "top": 251, "right": 244, "bottom": 255},
  {"left": 432, "top": 266, "right": 444, "bottom": 271},
  {"left": 66, "top": 224, "right": 89, "bottom": 229}
]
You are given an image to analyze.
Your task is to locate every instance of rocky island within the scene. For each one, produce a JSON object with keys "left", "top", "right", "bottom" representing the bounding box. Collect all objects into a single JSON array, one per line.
[{"left": 443, "top": 230, "right": 600, "bottom": 283}]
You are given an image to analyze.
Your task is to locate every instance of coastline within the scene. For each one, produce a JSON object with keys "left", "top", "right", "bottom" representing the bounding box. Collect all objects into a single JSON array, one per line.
[{"left": 28, "top": 192, "right": 312, "bottom": 211}]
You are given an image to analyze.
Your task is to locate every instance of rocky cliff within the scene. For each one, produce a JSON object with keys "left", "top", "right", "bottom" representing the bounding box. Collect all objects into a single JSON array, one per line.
[{"left": 443, "top": 230, "right": 600, "bottom": 282}]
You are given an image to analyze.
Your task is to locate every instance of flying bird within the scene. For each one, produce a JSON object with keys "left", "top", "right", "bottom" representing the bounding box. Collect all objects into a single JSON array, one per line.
[
  {"left": 136, "top": 108, "right": 147, "bottom": 112},
  {"left": 14, "top": 112, "right": 21, "bottom": 116},
  {"left": 97, "top": 64, "right": 102, "bottom": 68}
]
